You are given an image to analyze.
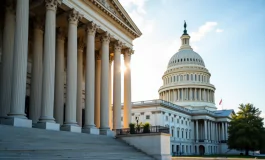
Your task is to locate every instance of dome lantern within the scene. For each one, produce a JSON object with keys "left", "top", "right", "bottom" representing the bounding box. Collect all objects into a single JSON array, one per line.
[{"left": 180, "top": 20, "right": 192, "bottom": 51}]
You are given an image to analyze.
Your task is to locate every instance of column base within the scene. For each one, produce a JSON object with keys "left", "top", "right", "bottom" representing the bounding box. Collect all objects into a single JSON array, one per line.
[
  {"left": 34, "top": 122, "right": 60, "bottom": 131},
  {"left": 82, "top": 126, "right": 99, "bottom": 135},
  {"left": 100, "top": 128, "right": 114, "bottom": 137},
  {"left": 61, "top": 124, "right": 81, "bottom": 133},
  {"left": 2, "top": 117, "right": 32, "bottom": 128}
]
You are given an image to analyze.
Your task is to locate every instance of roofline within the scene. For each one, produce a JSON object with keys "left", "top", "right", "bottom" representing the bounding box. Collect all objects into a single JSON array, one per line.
[{"left": 113, "top": 0, "right": 142, "bottom": 36}]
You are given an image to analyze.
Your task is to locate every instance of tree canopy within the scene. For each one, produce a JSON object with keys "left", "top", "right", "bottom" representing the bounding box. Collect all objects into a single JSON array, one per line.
[{"left": 227, "top": 103, "right": 265, "bottom": 155}]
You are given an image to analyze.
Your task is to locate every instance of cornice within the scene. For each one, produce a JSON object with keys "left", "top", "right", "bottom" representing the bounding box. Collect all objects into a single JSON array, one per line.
[
  {"left": 158, "top": 83, "right": 216, "bottom": 92},
  {"left": 88, "top": 0, "right": 142, "bottom": 38}
]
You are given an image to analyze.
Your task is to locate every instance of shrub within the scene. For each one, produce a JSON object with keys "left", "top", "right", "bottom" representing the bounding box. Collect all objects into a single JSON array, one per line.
[
  {"left": 143, "top": 122, "right": 150, "bottom": 133},
  {"left": 129, "top": 123, "right": 135, "bottom": 134}
]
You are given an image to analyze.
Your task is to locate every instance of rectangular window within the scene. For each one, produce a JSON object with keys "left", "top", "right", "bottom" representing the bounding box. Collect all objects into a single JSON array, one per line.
[
  {"left": 177, "top": 131, "right": 179, "bottom": 138},
  {"left": 166, "top": 116, "right": 168, "bottom": 121},
  {"left": 177, "top": 119, "right": 179, "bottom": 123},
  {"left": 172, "top": 117, "right": 174, "bottom": 122},
  {"left": 146, "top": 115, "right": 150, "bottom": 120},
  {"left": 181, "top": 120, "right": 183, "bottom": 124}
]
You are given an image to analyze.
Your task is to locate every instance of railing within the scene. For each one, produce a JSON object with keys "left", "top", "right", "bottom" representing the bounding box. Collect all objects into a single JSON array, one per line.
[{"left": 115, "top": 126, "right": 170, "bottom": 135}]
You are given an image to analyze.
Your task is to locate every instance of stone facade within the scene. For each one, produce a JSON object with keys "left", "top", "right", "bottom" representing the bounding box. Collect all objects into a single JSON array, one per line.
[{"left": 0, "top": 0, "right": 141, "bottom": 135}]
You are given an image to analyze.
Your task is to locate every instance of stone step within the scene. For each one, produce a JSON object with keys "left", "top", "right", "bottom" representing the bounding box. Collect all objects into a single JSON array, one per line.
[{"left": 0, "top": 125, "right": 154, "bottom": 159}]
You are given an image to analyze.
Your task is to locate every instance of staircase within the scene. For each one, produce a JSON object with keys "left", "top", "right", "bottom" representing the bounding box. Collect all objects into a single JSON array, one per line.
[{"left": 0, "top": 125, "right": 154, "bottom": 159}]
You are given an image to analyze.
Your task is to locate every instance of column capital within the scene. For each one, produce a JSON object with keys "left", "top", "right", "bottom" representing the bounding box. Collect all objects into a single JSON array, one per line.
[
  {"left": 114, "top": 40, "right": 123, "bottom": 52},
  {"left": 68, "top": 9, "right": 83, "bottom": 25},
  {"left": 78, "top": 37, "right": 85, "bottom": 51},
  {"left": 123, "top": 48, "right": 134, "bottom": 57},
  {"left": 86, "top": 22, "right": 98, "bottom": 36},
  {"left": 56, "top": 27, "right": 65, "bottom": 41},
  {"left": 100, "top": 31, "right": 111, "bottom": 44},
  {"left": 45, "top": 0, "right": 62, "bottom": 11}
]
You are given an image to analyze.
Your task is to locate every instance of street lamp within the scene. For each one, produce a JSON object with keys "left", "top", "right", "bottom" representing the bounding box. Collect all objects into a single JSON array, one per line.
[{"left": 135, "top": 116, "right": 139, "bottom": 126}]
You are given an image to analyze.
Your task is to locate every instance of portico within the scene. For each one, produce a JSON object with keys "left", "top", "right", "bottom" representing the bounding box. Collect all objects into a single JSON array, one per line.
[{"left": 0, "top": 0, "right": 141, "bottom": 135}]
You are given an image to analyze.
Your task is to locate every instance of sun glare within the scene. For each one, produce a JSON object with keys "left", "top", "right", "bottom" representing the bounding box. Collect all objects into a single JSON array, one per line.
[{"left": 120, "top": 64, "right": 126, "bottom": 73}]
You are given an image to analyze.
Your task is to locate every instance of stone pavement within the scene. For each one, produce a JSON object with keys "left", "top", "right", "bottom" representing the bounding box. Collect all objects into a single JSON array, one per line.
[{"left": 0, "top": 125, "right": 154, "bottom": 159}]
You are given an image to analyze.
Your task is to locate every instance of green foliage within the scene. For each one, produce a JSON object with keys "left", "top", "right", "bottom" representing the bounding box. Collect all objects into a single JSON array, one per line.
[
  {"left": 143, "top": 123, "right": 150, "bottom": 133},
  {"left": 129, "top": 123, "right": 135, "bottom": 134},
  {"left": 227, "top": 103, "right": 265, "bottom": 155}
]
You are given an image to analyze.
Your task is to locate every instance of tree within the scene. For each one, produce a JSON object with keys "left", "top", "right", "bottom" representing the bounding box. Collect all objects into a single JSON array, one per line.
[{"left": 227, "top": 103, "right": 265, "bottom": 155}]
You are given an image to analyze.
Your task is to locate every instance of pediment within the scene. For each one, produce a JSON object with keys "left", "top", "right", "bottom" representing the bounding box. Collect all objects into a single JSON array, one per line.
[{"left": 96, "top": 0, "right": 142, "bottom": 37}]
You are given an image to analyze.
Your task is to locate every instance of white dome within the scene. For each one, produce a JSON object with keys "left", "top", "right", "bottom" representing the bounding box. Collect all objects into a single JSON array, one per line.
[{"left": 167, "top": 49, "right": 205, "bottom": 68}]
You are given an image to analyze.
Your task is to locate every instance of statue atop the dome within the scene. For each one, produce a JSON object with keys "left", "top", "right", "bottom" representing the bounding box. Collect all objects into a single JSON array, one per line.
[{"left": 183, "top": 20, "right": 188, "bottom": 35}]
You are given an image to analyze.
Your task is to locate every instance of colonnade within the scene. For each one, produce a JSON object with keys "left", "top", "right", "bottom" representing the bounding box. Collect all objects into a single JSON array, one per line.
[
  {"left": 160, "top": 88, "right": 215, "bottom": 103},
  {"left": 0, "top": 0, "right": 132, "bottom": 134},
  {"left": 194, "top": 120, "right": 228, "bottom": 142}
]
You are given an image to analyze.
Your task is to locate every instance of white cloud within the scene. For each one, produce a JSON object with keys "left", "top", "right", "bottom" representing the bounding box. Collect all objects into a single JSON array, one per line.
[
  {"left": 216, "top": 28, "right": 224, "bottom": 33},
  {"left": 190, "top": 22, "right": 218, "bottom": 42}
]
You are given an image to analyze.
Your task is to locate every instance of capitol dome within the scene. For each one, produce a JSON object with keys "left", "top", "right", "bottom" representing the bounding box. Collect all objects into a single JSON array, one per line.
[
  {"left": 158, "top": 21, "right": 217, "bottom": 111},
  {"left": 167, "top": 49, "right": 205, "bottom": 68}
]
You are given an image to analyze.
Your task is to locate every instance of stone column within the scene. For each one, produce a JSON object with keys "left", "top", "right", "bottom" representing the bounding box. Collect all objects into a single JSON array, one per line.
[
  {"left": 204, "top": 120, "right": 207, "bottom": 141},
  {"left": 123, "top": 48, "right": 133, "bottom": 128},
  {"left": 99, "top": 32, "right": 111, "bottom": 135},
  {"left": 3, "top": 0, "right": 32, "bottom": 128},
  {"left": 29, "top": 19, "right": 44, "bottom": 124},
  {"left": 36, "top": 0, "right": 61, "bottom": 130},
  {"left": 178, "top": 89, "right": 180, "bottom": 100},
  {"left": 196, "top": 120, "right": 199, "bottom": 140},
  {"left": 0, "top": 2, "right": 15, "bottom": 119},
  {"left": 199, "top": 89, "right": 201, "bottom": 101},
  {"left": 54, "top": 28, "right": 65, "bottom": 125},
  {"left": 83, "top": 22, "right": 99, "bottom": 134},
  {"left": 225, "top": 122, "right": 228, "bottom": 140},
  {"left": 76, "top": 38, "right": 84, "bottom": 127},
  {"left": 113, "top": 41, "right": 122, "bottom": 129},
  {"left": 181, "top": 88, "right": 184, "bottom": 101},
  {"left": 215, "top": 122, "right": 218, "bottom": 141},
  {"left": 109, "top": 54, "right": 113, "bottom": 130},
  {"left": 222, "top": 122, "right": 225, "bottom": 140},
  {"left": 94, "top": 52, "right": 101, "bottom": 128},
  {"left": 61, "top": 9, "right": 83, "bottom": 133}
]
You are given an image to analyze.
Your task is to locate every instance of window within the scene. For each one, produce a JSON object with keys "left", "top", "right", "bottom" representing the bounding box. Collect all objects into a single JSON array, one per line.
[
  {"left": 181, "top": 120, "right": 183, "bottom": 124},
  {"left": 191, "top": 74, "right": 193, "bottom": 81},
  {"left": 186, "top": 132, "right": 187, "bottom": 139},
  {"left": 177, "top": 119, "right": 179, "bottom": 123},
  {"left": 172, "top": 117, "right": 174, "bottom": 122},
  {"left": 166, "top": 116, "right": 168, "bottom": 121},
  {"left": 180, "top": 75, "right": 183, "bottom": 81},
  {"left": 177, "top": 130, "right": 179, "bottom": 137},
  {"left": 187, "top": 74, "right": 189, "bottom": 80},
  {"left": 195, "top": 74, "right": 197, "bottom": 81},
  {"left": 177, "top": 75, "right": 179, "bottom": 81},
  {"left": 185, "top": 121, "right": 187, "bottom": 125},
  {"left": 182, "top": 131, "right": 184, "bottom": 138},
  {"left": 121, "top": 117, "right": 123, "bottom": 121},
  {"left": 146, "top": 115, "right": 150, "bottom": 120},
  {"left": 172, "top": 130, "right": 174, "bottom": 137}
]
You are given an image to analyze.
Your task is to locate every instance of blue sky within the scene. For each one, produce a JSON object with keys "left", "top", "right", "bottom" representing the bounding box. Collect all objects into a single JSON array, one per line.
[{"left": 119, "top": 0, "right": 265, "bottom": 116}]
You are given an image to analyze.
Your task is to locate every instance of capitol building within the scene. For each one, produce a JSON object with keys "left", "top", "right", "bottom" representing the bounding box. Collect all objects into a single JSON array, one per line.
[{"left": 129, "top": 22, "right": 234, "bottom": 155}]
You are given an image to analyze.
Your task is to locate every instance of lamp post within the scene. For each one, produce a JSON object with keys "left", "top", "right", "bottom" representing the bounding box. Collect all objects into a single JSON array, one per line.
[{"left": 135, "top": 116, "right": 139, "bottom": 126}]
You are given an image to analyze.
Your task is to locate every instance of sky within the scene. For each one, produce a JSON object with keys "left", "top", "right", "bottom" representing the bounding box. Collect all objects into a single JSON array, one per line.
[{"left": 118, "top": 0, "right": 265, "bottom": 116}]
